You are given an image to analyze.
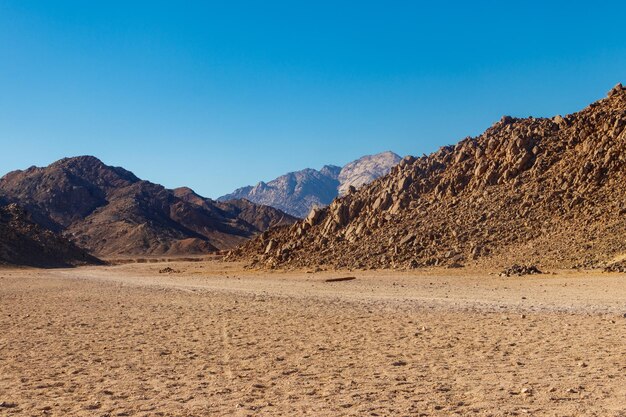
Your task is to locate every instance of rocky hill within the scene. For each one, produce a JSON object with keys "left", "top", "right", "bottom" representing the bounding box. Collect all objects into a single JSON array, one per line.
[
  {"left": 218, "top": 152, "right": 401, "bottom": 218},
  {"left": 0, "top": 156, "right": 296, "bottom": 257},
  {"left": 231, "top": 84, "right": 626, "bottom": 271},
  {"left": 0, "top": 202, "right": 102, "bottom": 267}
]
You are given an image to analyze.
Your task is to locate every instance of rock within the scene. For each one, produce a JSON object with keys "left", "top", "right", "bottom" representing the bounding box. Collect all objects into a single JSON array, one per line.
[
  {"left": 265, "top": 239, "right": 278, "bottom": 254},
  {"left": 500, "top": 265, "right": 542, "bottom": 277},
  {"left": 158, "top": 267, "right": 180, "bottom": 274},
  {"left": 608, "top": 83, "right": 624, "bottom": 97},
  {"left": 305, "top": 208, "right": 325, "bottom": 226},
  {"left": 603, "top": 260, "right": 626, "bottom": 273}
]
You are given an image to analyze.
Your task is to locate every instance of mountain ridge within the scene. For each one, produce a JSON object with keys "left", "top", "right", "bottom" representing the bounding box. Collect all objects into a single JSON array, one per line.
[
  {"left": 0, "top": 156, "right": 297, "bottom": 257},
  {"left": 218, "top": 151, "right": 401, "bottom": 218}
]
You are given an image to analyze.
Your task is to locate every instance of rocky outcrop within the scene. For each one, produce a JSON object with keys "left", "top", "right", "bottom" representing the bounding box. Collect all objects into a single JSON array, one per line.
[
  {"left": 218, "top": 152, "right": 401, "bottom": 218},
  {"left": 232, "top": 84, "right": 626, "bottom": 270},
  {"left": 0, "top": 157, "right": 296, "bottom": 257},
  {"left": 0, "top": 203, "right": 102, "bottom": 267}
]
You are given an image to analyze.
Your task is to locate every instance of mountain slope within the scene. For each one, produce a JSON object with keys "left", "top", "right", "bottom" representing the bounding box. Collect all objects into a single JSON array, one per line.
[
  {"left": 0, "top": 203, "right": 102, "bottom": 267},
  {"left": 0, "top": 157, "right": 296, "bottom": 257},
  {"left": 232, "top": 84, "right": 626, "bottom": 270},
  {"left": 218, "top": 152, "right": 401, "bottom": 218},
  {"left": 173, "top": 187, "right": 297, "bottom": 239}
]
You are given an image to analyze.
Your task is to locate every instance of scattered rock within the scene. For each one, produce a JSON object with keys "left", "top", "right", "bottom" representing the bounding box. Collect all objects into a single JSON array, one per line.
[
  {"left": 603, "top": 260, "right": 626, "bottom": 273},
  {"left": 500, "top": 265, "right": 542, "bottom": 277}
]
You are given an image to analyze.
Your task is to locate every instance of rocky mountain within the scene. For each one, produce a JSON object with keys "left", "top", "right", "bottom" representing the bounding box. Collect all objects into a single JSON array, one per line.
[
  {"left": 337, "top": 151, "right": 402, "bottom": 195},
  {"left": 0, "top": 202, "right": 102, "bottom": 267},
  {"left": 218, "top": 151, "right": 401, "bottom": 218},
  {"left": 231, "top": 84, "right": 626, "bottom": 271},
  {"left": 0, "top": 156, "right": 296, "bottom": 257},
  {"left": 172, "top": 187, "right": 296, "bottom": 234}
]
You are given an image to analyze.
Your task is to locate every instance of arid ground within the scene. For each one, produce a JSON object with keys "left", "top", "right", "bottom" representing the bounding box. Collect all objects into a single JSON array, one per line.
[{"left": 1, "top": 261, "right": 625, "bottom": 416}]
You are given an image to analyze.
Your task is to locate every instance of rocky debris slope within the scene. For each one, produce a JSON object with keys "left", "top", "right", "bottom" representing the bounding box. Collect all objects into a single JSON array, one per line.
[
  {"left": 0, "top": 203, "right": 101, "bottom": 267},
  {"left": 218, "top": 152, "right": 401, "bottom": 218},
  {"left": 231, "top": 84, "right": 626, "bottom": 270},
  {"left": 0, "top": 157, "right": 296, "bottom": 257}
]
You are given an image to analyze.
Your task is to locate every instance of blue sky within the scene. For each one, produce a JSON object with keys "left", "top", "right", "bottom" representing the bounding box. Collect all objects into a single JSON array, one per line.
[{"left": 1, "top": 1, "right": 625, "bottom": 198}]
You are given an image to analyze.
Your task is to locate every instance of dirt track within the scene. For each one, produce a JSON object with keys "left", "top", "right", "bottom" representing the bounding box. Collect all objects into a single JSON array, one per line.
[{"left": 1, "top": 261, "right": 625, "bottom": 416}]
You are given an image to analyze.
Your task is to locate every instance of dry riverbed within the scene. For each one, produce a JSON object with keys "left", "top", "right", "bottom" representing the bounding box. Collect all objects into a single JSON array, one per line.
[{"left": 1, "top": 261, "right": 625, "bottom": 416}]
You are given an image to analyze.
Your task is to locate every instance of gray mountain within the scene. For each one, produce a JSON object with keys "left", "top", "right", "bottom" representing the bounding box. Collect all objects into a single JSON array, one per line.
[
  {"left": 338, "top": 151, "right": 402, "bottom": 196},
  {"left": 218, "top": 151, "right": 401, "bottom": 218}
]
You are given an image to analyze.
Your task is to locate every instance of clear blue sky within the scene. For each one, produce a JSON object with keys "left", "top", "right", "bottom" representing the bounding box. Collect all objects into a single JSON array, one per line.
[{"left": 1, "top": 1, "right": 625, "bottom": 198}]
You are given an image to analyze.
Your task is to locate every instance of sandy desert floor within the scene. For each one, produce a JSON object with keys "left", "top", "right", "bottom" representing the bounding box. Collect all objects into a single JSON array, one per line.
[{"left": 1, "top": 260, "right": 625, "bottom": 416}]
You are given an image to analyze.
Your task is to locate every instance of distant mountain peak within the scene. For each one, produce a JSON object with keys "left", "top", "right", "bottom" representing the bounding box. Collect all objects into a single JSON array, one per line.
[
  {"left": 218, "top": 151, "right": 401, "bottom": 218},
  {"left": 338, "top": 151, "right": 401, "bottom": 196}
]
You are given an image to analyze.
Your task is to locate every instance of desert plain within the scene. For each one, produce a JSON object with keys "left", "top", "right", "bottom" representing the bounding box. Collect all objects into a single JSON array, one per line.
[{"left": 1, "top": 260, "right": 625, "bottom": 416}]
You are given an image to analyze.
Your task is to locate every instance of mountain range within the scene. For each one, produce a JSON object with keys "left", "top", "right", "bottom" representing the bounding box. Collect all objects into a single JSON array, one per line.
[
  {"left": 232, "top": 83, "right": 626, "bottom": 271},
  {"left": 0, "top": 156, "right": 296, "bottom": 259},
  {"left": 218, "top": 151, "right": 401, "bottom": 218}
]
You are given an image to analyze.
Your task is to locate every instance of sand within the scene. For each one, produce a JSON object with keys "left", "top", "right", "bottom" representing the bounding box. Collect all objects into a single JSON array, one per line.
[{"left": 1, "top": 261, "right": 625, "bottom": 416}]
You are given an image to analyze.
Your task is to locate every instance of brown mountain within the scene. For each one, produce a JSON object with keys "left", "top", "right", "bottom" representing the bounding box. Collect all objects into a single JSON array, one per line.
[
  {"left": 232, "top": 83, "right": 626, "bottom": 270},
  {"left": 0, "top": 202, "right": 102, "bottom": 267},
  {"left": 172, "top": 187, "right": 297, "bottom": 244},
  {"left": 0, "top": 156, "right": 296, "bottom": 257}
]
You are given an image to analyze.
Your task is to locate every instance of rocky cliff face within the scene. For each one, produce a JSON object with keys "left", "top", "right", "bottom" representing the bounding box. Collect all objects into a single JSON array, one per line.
[
  {"left": 0, "top": 203, "right": 102, "bottom": 267},
  {"left": 219, "top": 152, "right": 401, "bottom": 218},
  {"left": 0, "top": 157, "right": 296, "bottom": 257},
  {"left": 232, "top": 84, "right": 626, "bottom": 270}
]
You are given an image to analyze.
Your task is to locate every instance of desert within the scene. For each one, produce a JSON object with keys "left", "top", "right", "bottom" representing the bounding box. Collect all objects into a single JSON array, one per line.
[
  {"left": 2, "top": 3, "right": 626, "bottom": 416},
  {"left": 1, "top": 259, "right": 625, "bottom": 416}
]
